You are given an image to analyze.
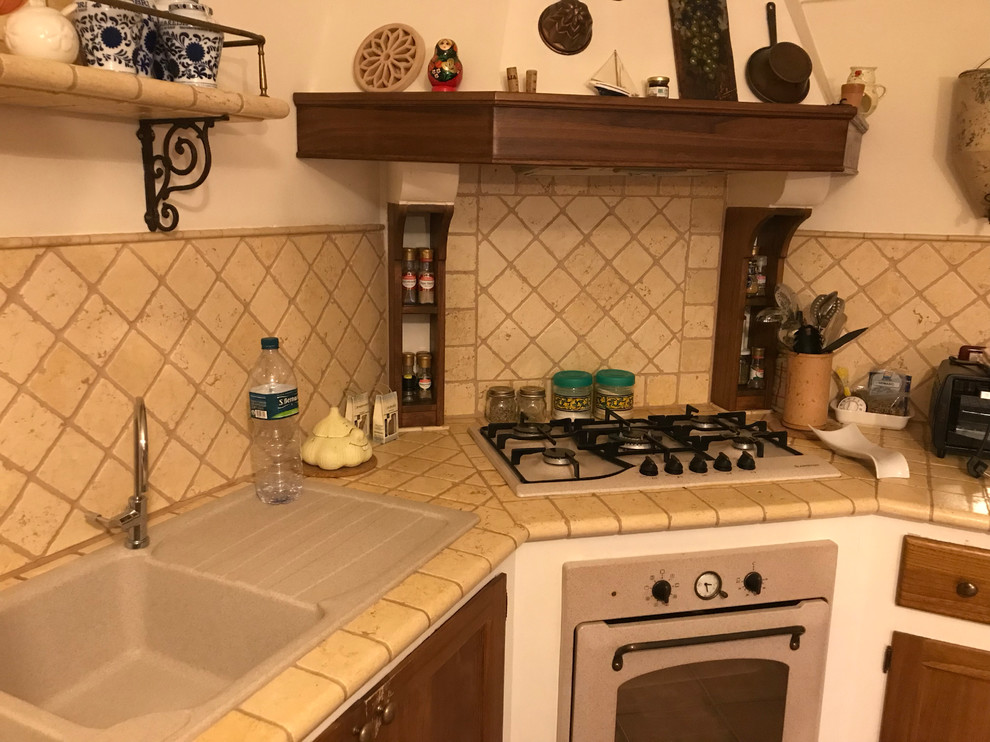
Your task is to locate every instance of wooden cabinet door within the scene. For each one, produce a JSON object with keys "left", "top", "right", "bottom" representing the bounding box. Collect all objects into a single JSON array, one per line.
[
  {"left": 880, "top": 631, "right": 990, "bottom": 742},
  {"left": 317, "top": 573, "right": 506, "bottom": 742}
]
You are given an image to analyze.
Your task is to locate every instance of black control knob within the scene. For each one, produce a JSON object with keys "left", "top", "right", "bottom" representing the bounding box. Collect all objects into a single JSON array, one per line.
[
  {"left": 737, "top": 451, "right": 756, "bottom": 470},
  {"left": 664, "top": 455, "right": 684, "bottom": 475},
  {"left": 713, "top": 452, "right": 732, "bottom": 472},
  {"left": 639, "top": 456, "right": 659, "bottom": 476},
  {"left": 651, "top": 579, "right": 672, "bottom": 604},
  {"left": 743, "top": 571, "right": 763, "bottom": 595},
  {"left": 689, "top": 453, "right": 708, "bottom": 473}
]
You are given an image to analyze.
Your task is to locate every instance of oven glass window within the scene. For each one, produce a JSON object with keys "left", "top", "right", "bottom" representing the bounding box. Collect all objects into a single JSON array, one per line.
[{"left": 613, "top": 659, "right": 788, "bottom": 742}]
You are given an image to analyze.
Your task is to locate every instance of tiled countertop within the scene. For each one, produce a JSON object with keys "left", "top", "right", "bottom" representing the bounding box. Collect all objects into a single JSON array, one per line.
[
  {"left": 187, "top": 415, "right": 990, "bottom": 742},
  {"left": 4, "top": 415, "right": 988, "bottom": 741}
]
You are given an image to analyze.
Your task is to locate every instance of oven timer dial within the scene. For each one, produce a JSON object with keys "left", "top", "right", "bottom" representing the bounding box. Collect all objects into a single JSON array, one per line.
[
  {"left": 651, "top": 579, "right": 673, "bottom": 604},
  {"left": 694, "top": 571, "right": 724, "bottom": 600}
]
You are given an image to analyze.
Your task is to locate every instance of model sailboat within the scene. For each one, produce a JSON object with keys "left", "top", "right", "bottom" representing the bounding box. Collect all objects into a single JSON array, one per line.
[{"left": 588, "top": 50, "right": 638, "bottom": 96}]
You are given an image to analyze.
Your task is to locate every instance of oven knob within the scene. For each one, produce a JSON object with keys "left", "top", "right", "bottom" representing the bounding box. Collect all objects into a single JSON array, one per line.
[
  {"left": 743, "top": 571, "right": 764, "bottom": 595},
  {"left": 737, "top": 451, "right": 756, "bottom": 470},
  {"left": 639, "top": 456, "right": 659, "bottom": 476},
  {"left": 689, "top": 454, "right": 708, "bottom": 473},
  {"left": 664, "top": 455, "right": 684, "bottom": 475},
  {"left": 651, "top": 579, "right": 672, "bottom": 604},
  {"left": 713, "top": 452, "right": 732, "bottom": 471}
]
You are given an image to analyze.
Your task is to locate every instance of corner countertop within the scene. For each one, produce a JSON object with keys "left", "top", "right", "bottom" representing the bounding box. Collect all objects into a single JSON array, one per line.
[{"left": 5, "top": 414, "right": 988, "bottom": 741}]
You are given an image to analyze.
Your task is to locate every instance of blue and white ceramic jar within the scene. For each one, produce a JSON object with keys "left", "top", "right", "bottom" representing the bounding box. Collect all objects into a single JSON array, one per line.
[
  {"left": 159, "top": 2, "right": 222, "bottom": 87},
  {"left": 67, "top": 0, "right": 146, "bottom": 74},
  {"left": 130, "top": 0, "right": 157, "bottom": 77}
]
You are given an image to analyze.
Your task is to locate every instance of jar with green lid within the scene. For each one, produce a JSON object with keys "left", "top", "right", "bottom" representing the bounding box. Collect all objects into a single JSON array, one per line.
[
  {"left": 552, "top": 370, "right": 593, "bottom": 419},
  {"left": 593, "top": 369, "right": 635, "bottom": 419}
]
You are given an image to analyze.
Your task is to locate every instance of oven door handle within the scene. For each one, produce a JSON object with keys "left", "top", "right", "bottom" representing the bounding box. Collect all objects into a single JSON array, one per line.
[{"left": 611, "top": 624, "right": 806, "bottom": 671}]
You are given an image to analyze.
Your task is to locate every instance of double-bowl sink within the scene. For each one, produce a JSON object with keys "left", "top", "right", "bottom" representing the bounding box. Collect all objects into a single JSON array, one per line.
[{"left": 0, "top": 481, "right": 478, "bottom": 742}]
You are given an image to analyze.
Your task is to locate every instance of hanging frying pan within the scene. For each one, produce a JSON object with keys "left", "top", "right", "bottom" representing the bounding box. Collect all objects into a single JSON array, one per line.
[{"left": 745, "top": 2, "right": 812, "bottom": 103}]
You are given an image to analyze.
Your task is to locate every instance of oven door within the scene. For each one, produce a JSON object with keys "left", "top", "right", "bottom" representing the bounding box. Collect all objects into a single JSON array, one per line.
[{"left": 569, "top": 599, "right": 831, "bottom": 742}]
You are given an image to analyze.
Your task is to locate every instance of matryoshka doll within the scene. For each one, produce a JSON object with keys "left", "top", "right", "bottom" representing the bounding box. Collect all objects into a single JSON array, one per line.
[{"left": 428, "top": 38, "right": 463, "bottom": 91}]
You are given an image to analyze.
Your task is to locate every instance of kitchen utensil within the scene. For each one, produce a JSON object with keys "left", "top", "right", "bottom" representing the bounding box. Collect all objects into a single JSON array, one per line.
[
  {"left": 774, "top": 284, "right": 797, "bottom": 317},
  {"left": 745, "top": 2, "right": 812, "bottom": 104},
  {"left": 834, "top": 365, "right": 868, "bottom": 412},
  {"left": 822, "top": 327, "right": 867, "bottom": 354},
  {"left": 817, "top": 291, "right": 838, "bottom": 327},
  {"left": 808, "top": 293, "right": 826, "bottom": 326},
  {"left": 810, "top": 423, "right": 910, "bottom": 478},
  {"left": 755, "top": 306, "right": 788, "bottom": 324},
  {"left": 820, "top": 297, "right": 843, "bottom": 335},
  {"left": 793, "top": 324, "right": 823, "bottom": 353},
  {"left": 835, "top": 366, "right": 852, "bottom": 398}
]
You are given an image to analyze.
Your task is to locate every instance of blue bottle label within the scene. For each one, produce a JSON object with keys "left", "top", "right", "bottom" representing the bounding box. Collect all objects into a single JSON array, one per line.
[{"left": 249, "top": 385, "right": 298, "bottom": 420}]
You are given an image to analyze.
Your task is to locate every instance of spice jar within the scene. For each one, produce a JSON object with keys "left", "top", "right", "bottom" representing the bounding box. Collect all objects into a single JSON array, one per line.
[
  {"left": 748, "top": 348, "right": 766, "bottom": 390},
  {"left": 416, "top": 351, "right": 433, "bottom": 399},
  {"left": 401, "top": 352, "right": 417, "bottom": 401},
  {"left": 646, "top": 76, "right": 670, "bottom": 98},
  {"left": 418, "top": 248, "right": 435, "bottom": 305},
  {"left": 485, "top": 386, "right": 518, "bottom": 423},
  {"left": 517, "top": 385, "right": 548, "bottom": 423},
  {"left": 593, "top": 368, "right": 635, "bottom": 419},
  {"left": 401, "top": 248, "right": 418, "bottom": 305},
  {"left": 552, "top": 370, "right": 593, "bottom": 419}
]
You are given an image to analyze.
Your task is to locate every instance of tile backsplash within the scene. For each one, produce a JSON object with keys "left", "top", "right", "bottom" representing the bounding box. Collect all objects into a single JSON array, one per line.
[{"left": 0, "top": 227, "right": 387, "bottom": 575}]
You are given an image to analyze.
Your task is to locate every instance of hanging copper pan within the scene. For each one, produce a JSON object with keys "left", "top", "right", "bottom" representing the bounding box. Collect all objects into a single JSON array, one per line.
[{"left": 745, "top": 2, "right": 812, "bottom": 103}]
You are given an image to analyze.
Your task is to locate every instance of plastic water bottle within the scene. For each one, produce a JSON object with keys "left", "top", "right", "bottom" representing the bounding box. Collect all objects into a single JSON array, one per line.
[{"left": 248, "top": 337, "right": 303, "bottom": 504}]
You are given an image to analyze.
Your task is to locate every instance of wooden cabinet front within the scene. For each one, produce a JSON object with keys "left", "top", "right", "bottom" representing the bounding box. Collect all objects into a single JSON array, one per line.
[
  {"left": 317, "top": 573, "right": 506, "bottom": 742},
  {"left": 880, "top": 631, "right": 990, "bottom": 742}
]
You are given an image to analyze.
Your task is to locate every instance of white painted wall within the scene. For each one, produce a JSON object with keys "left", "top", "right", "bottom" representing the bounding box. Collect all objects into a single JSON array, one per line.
[{"left": 0, "top": 1, "right": 986, "bottom": 236}]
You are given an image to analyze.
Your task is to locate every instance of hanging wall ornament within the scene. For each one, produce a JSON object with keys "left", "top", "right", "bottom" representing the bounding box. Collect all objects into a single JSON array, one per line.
[{"left": 539, "top": 0, "right": 593, "bottom": 56}]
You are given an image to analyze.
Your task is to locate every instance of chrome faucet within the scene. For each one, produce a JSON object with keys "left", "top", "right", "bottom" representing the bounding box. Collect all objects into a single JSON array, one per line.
[{"left": 89, "top": 397, "right": 150, "bottom": 549}]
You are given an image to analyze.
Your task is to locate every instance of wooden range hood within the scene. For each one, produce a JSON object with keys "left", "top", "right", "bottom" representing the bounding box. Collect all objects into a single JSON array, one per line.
[{"left": 294, "top": 92, "right": 865, "bottom": 174}]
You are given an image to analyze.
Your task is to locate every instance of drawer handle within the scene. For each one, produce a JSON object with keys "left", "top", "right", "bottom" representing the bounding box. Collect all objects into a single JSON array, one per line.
[
  {"left": 379, "top": 701, "right": 396, "bottom": 725},
  {"left": 354, "top": 721, "right": 377, "bottom": 742},
  {"left": 957, "top": 581, "right": 979, "bottom": 598}
]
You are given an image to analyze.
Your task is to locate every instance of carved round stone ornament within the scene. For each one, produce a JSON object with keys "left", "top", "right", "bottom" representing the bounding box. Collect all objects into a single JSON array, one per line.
[
  {"left": 354, "top": 23, "right": 426, "bottom": 92},
  {"left": 539, "top": 0, "right": 593, "bottom": 56}
]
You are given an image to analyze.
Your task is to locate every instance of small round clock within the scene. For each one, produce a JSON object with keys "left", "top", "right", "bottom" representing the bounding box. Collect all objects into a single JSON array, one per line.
[{"left": 694, "top": 570, "right": 722, "bottom": 600}]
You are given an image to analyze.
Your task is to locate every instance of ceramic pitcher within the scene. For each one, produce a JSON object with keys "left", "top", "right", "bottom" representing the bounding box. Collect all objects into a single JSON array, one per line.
[{"left": 847, "top": 66, "right": 886, "bottom": 116}]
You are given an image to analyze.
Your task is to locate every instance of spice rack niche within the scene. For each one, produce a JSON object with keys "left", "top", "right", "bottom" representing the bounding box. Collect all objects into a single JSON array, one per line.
[
  {"left": 711, "top": 207, "right": 811, "bottom": 411},
  {"left": 387, "top": 202, "right": 452, "bottom": 428}
]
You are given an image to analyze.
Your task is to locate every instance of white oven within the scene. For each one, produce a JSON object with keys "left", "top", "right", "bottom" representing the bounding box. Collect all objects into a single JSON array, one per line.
[{"left": 557, "top": 541, "right": 838, "bottom": 742}]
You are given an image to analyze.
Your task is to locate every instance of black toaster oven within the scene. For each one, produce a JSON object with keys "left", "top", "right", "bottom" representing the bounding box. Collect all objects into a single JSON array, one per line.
[{"left": 930, "top": 350, "right": 990, "bottom": 458}]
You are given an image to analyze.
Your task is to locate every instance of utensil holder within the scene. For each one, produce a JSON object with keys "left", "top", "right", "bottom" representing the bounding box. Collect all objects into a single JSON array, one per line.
[{"left": 782, "top": 351, "right": 833, "bottom": 429}]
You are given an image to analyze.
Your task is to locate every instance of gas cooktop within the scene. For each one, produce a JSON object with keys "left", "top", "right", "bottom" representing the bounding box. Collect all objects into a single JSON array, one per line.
[{"left": 469, "top": 405, "right": 840, "bottom": 497}]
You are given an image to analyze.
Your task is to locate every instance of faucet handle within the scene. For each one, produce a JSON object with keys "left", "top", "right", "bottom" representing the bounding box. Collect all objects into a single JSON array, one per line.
[{"left": 134, "top": 397, "right": 148, "bottom": 496}]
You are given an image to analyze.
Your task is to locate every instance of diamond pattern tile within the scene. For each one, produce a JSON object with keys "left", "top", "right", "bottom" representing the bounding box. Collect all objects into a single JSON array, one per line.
[{"left": 0, "top": 228, "right": 387, "bottom": 574}]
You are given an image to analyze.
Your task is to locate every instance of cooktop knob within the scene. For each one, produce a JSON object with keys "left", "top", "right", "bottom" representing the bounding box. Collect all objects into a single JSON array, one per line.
[
  {"left": 743, "top": 571, "right": 764, "bottom": 595},
  {"left": 639, "top": 456, "right": 659, "bottom": 476},
  {"left": 689, "top": 453, "right": 708, "bottom": 473},
  {"left": 664, "top": 455, "right": 684, "bottom": 475},
  {"left": 651, "top": 579, "right": 672, "bottom": 604},
  {"left": 713, "top": 452, "right": 732, "bottom": 471},
  {"left": 737, "top": 451, "right": 756, "bottom": 470}
]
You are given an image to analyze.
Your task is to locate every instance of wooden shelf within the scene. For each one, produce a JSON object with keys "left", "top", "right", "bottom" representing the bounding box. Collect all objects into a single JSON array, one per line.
[
  {"left": 401, "top": 305, "right": 440, "bottom": 315},
  {"left": 294, "top": 92, "right": 865, "bottom": 173},
  {"left": 0, "top": 53, "right": 289, "bottom": 122}
]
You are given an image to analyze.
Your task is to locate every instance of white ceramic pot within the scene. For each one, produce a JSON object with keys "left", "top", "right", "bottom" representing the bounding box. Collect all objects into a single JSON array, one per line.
[{"left": 2, "top": 0, "right": 79, "bottom": 63}]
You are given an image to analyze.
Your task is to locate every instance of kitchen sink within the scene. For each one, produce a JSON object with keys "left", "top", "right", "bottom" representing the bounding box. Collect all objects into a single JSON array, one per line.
[{"left": 0, "top": 481, "right": 478, "bottom": 741}]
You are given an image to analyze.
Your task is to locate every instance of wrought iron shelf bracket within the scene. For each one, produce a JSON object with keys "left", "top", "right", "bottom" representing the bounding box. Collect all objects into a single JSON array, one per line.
[{"left": 138, "top": 116, "right": 228, "bottom": 233}]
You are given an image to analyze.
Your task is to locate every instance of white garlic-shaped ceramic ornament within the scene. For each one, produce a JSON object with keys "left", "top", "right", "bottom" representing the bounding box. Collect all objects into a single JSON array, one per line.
[{"left": 301, "top": 406, "right": 373, "bottom": 470}]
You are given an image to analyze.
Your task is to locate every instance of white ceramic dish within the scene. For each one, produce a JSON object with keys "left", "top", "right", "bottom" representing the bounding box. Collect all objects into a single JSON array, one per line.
[
  {"left": 809, "top": 423, "right": 911, "bottom": 479},
  {"left": 829, "top": 400, "right": 911, "bottom": 430}
]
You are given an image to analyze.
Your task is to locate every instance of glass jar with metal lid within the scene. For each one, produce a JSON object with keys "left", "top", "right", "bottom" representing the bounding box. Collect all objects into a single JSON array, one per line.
[
  {"left": 517, "top": 385, "right": 548, "bottom": 424},
  {"left": 646, "top": 76, "right": 670, "bottom": 98},
  {"left": 552, "top": 370, "right": 593, "bottom": 419},
  {"left": 485, "top": 385, "right": 518, "bottom": 424},
  {"left": 594, "top": 368, "right": 635, "bottom": 419}
]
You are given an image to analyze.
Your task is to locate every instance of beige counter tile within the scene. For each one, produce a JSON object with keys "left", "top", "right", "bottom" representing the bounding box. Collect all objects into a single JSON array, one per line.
[
  {"left": 598, "top": 492, "right": 670, "bottom": 534},
  {"left": 501, "top": 499, "right": 569, "bottom": 540},
  {"left": 438, "top": 482, "right": 496, "bottom": 506},
  {"left": 472, "top": 504, "right": 529, "bottom": 545},
  {"left": 550, "top": 495, "right": 620, "bottom": 538},
  {"left": 930, "top": 475, "right": 986, "bottom": 496},
  {"left": 877, "top": 481, "right": 932, "bottom": 521},
  {"left": 240, "top": 666, "right": 345, "bottom": 742},
  {"left": 296, "top": 631, "right": 390, "bottom": 697},
  {"left": 822, "top": 478, "right": 878, "bottom": 514},
  {"left": 344, "top": 599, "right": 430, "bottom": 660},
  {"left": 397, "top": 475, "right": 454, "bottom": 497},
  {"left": 831, "top": 459, "right": 877, "bottom": 480},
  {"left": 931, "top": 491, "right": 990, "bottom": 531},
  {"left": 383, "top": 572, "right": 463, "bottom": 623},
  {"left": 928, "top": 460, "right": 979, "bottom": 481},
  {"left": 689, "top": 487, "right": 764, "bottom": 526},
  {"left": 387, "top": 456, "right": 436, "bottom": 476},
  {"left": 195, "top": 710, "right": 289, "bottom": 742},
  {"left": 418, "top": 548, "right": 493, "bottom": 592},
  {"left": 779, "top": 481, "right": 855, "bottom": 518},
  {"left": 735, "top": 483, "right": 810, "bottom": 521},
  {"left": 429, "top": 462, "right": 482, "bottom": 484},
  {"left": 647, "top": 490, "right": 719, "bottom": 530},
  {"left": 0, "top": 577, "right": 23, "bottom": 592},
  {"left": 358, "top": 469, "right": 416, "bottom": 490},
  {"left": 433, "top": 498, "right": 476, "bottom": 512},
  {"left": 407, "top": 446, "right": 459, "bottom": 463},
  {"left": 449, "top": 528, "right": 517, "bottom": 568}
]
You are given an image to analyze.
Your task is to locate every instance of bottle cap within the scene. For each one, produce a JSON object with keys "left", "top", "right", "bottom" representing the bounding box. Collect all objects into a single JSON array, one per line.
[
  {"left": 553, "top": 370, "right": 593, "bottom": 388},
  {"left": 595, "top": 369, "right": 635, "bottom": 387},
  {"left": 261, "top": 337, "right": 279, "bottom": 349},
  {"left": 518, "top": 385, "right": 546, "bottom": 398},
  {"left": 419, "top": 248, "right": 433, "bottom": 260},
  {"left": 486, "top": 385, "right": 515, "bottom": 398}
]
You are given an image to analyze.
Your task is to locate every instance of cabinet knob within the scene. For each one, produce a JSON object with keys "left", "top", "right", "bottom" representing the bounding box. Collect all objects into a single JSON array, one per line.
[
  {"left": 379, "top": 701, "right": 396, "bottom": 724},
  {"left": 957, "top": 581, "right": 979, "bottom": 598}
]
